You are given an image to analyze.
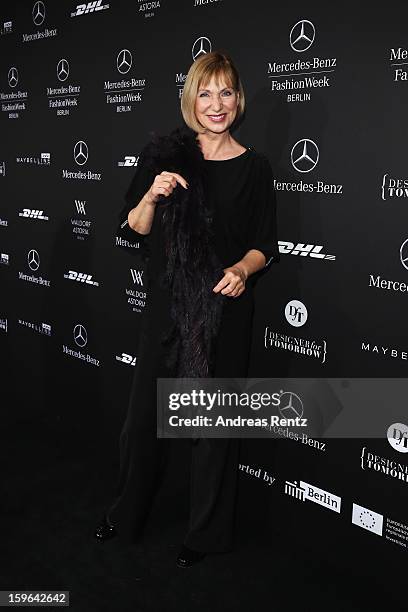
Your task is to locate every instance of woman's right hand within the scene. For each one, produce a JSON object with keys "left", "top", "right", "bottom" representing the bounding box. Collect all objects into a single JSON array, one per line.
[{"left": 145, "top": 171, "right": 189, "bottom": 204}]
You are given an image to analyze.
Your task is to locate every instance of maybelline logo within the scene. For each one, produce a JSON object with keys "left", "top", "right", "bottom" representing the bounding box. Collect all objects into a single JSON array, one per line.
[
  {"left": 265, "top": 327, "right": 327, "bottom": 363},
  {"left": 118, "top": 155, "right": 139, "bottom": 167},
  {"left": 18, "top": 208, "right": 49, "bottom": 220},
  {"left": 71, "top": 199, "right": 92, "bottom": 240},
  {"left": 0, "top": 318, "right": 7, "bottom": 332},
  {"left": 19, "top": 249, "right": 50, "bottom": 287},
  {"left": 103, "top": 50, "right": 146, "bottom": 113},
  {"left": 62, "top": 140, "right": 102, "bottom": 181},
  {"left": 63, "top": 270, "right": 99, "bottom": 286},
  {"left": 18, "top": 318, "right": 51, "bottom": 336},
  {"left": 1, "top": 20, "right": 12, "bottom": 35},
  {"left": 0, "top": 218, "right": 8, "bottom": 227},
  {"left": 137, "top": 0, "right": 161, "bottom": 18},
  {"left": 274, "top": 138, "right": 343, "bottom": 195},
  {"left": 279, "top": 241, "right": 336, "bottom": 260},
  {"left": 285, "top": 479, "right": 341, "bottom": 512},
  {"left": 47, "top": 59, "right": 81, "bottom": 117},
  {"left": 62, "top": 323, "right": 100, "bottom": 367},
  {"left": 71, "top": 1, "right": 109, "bottom": 17},
  {"left": 0, "top": 162, "right": 5, "bottom": 176},
  {"left": 16, "top": 153, "right": 50, "bottom": 165},
  {"left": 116, "top": 352, "right": 137, "bottom": 366},
  {"left": 1, "top": 253, "right": 9, "bottom": 265},
  {"left": 381, "top": 173, "right": 408, "bottom": 200},
  {"left": 22, "top": 1, "right": 57, "bottom": 42},
  {"left": 267, "top": 19, "right": 337, "bottom": 103},
  {"left": 360, "top": 446, "right": 408, "bottom": 484},
  {"left": 361, "top": 341, "right": 408, "bottom": 362},
  {"left": 389, "top": 48, "right": 408, "bottom": 82}
]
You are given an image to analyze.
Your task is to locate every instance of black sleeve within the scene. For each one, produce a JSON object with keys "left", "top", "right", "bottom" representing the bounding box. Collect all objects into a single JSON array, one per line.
[
  {"left": 246, "top": 153, "right": 280, "bottom": 267},
  {"left": 116, "top": 148, "right": 156, "bottom": 251}
]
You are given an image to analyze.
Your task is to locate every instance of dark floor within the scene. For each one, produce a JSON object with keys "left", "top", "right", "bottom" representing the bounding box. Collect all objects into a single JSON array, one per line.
[{"left": 1, "top": 414, "right": 404, "bottom": 612}]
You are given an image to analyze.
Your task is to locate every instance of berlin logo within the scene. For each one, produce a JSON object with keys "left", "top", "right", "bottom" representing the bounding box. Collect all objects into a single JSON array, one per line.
[
  {"left": 73, "top": 140, "right": 88, "bottom": 166},
  {"left": 73, "top": 323, "right": 87, "bottom": 348},
  {"left": 291, "top": 139, "right": 319, "bottom": 173},
  {"left": 27, "top": 249, "right": 40, "bottom": 271},
  {"left": 290, "top": 19, "right": 315, "bottom": 53},
  {"left": 285, "top": 299, "right": 308, "bottom": 327},
  {"left": 8, "top": 67, "right": 18, "bottom": 88},
  {"left": 32, "top": 1, "right": 46, "bottom": 26},
  {"left": 192, "top": 36, "right": 212, "bottom": 61},
  {"left": 279, "top": 391, "right": 304, "bottom": 419},
  {"left": 387, "top": 422, "right": 408, "bottom": 453},
  {"left": 399, "top": 239, "right": 408, "bottom": 271},
  {"left": 57, "top": 58, "right": 69, "bottom": 82},
  {"left": 117, "top": 49, "right": 132, "bottom": 75}
]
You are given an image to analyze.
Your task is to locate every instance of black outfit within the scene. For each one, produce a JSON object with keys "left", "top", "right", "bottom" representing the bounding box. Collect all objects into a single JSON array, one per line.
[{"left": 108, "top": 140, "right": 279, "bottom": 552}]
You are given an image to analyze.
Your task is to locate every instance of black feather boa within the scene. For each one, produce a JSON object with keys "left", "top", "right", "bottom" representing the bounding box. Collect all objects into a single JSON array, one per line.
[{"left": 141, "top": 125, "right": 226, "bottom": 378}]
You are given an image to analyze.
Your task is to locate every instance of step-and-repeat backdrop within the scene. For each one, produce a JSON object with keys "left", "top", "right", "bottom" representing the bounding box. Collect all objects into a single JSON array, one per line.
[{"left": 1, "top": 0, "right": 408, "bottom": 574}]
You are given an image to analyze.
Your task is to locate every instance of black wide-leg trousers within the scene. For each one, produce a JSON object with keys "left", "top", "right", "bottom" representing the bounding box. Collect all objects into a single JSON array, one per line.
[{"left": 107, "top": 288, "right": 253, "bottom": 552}]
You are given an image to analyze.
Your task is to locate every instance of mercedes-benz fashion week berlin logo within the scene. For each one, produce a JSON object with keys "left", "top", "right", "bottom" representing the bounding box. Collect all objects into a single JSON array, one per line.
[
  {"left": 192, "top": 36, "right": 212, "bottom": 61},
  {"left": 73, "top": 141, "right": 88, "bottom": 166},
  {"left": 8, "top": 67, "right": 18, "bottom": 88},
  {"left": 73, "top": 324, "right": 87, "bottom": 348},
  {"left": 291, "top": 139, "right": 319, "bottom": 173},
  {"left": 28, "top": 249, "right": 40, "bottom": 271},
  {"left": 117, "top": 49, "right": 132, "bottom": 75},
  {"left": 32, "top": 0, "right": 46, "bottom": 26},
  {"left": 290, "top": 19, "right": 315, "bottom": 52},
  {"left": 57, "top": 59, "right": 69, "bottom": 82}
]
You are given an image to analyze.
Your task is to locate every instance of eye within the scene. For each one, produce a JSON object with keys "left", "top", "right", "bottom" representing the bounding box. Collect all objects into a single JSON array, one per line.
[
  {"left": 222, "top": 90, "right": 233, "bottom": 96},
  {"left": 198, "top": 92, "right": 209, "bottom": 97}
]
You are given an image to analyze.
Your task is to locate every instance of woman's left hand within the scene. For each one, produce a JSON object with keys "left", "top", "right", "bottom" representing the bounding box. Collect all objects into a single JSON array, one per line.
[{"left": 212, "top": 265, "right": 247, "bottom": 298}]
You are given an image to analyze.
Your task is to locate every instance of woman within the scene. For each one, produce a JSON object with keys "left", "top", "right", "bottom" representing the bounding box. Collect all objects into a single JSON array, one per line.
[{"left": 94, "top": 51, "right": 279, "bottom": 568}]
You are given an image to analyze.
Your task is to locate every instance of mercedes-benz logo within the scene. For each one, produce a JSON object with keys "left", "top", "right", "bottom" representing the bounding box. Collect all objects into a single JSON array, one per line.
[
  {"left": 117, "top": 49, "right": 132, "bottom": 75},
  {"left": 285, "top": 299, "right": 308, "bottom": 327},
  {"left": 279, "top": 391, "right": 304, "bottom": 419},
  {"left": 27, "top": 249, "right": 40, "bottom": 271},
  {"left": 73, "top": 140, "right": 88, "bottom": 166},
  {"left": 8, "top": 67, "right": 18, "bottom": 88},
  {"left": 290, "top": 19, "right": 315, "bottom": 53},
  {"left": 32, "top": 0, "right": 45, "bottom": 26},
  {"left": 57, "top": 58, "right": 69, "bottom": 82},
  {"left": 291, "top": 138, "right": 319, "bottom": 173},
  {"left": 192, "top": 36, "right": 212, "bottom": 61},
  {"left": 400, "top": 239, "right": 408, "bottom": 270},
  {"left": 73, "top": 323, "right": 87, "bottom": 348}
]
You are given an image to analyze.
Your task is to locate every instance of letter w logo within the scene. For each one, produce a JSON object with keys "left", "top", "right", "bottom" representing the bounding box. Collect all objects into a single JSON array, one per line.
[
  {"left": 75, "top": 200, "right": 86, "bottom": 215},
  {"left": 130, "top": 269, "right": 143, "bottom": 285}
]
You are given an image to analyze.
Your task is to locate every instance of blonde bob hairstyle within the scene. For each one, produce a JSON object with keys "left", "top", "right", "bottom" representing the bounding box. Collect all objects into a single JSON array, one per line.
[{"left": 181, "top": 51, "right": 245, "bottom": 134}]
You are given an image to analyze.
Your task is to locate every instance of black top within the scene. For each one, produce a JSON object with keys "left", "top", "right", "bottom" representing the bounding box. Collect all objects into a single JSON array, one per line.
[{"left": 117, "top": 144, "right": 279, "bottom": 287}]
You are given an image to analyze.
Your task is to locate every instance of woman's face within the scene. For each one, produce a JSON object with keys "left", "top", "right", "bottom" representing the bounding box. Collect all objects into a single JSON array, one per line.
[{"left": 194, "top": 75, "right": 239, "bottom": 133}]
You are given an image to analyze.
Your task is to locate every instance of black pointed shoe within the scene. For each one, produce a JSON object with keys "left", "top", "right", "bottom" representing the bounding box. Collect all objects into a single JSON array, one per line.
[
  {"left": 176, "top": 544, "right": 206, "bottom": 568},
  {"left": 94, "top": 515, "right": 118, "bottom": 542}
]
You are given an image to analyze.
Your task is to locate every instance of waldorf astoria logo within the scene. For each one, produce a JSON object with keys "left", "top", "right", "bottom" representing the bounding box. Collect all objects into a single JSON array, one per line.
[
  {"left": 267, "top": 19, "right": 338, "bottom": 103},
  {"left": 126, "top": 269, "right": 146, "bottom": 313},
  {"left": 137, "top": 0, "right": 162, "bottom": 18},
  {"left": 285, "top": 479, "right": 341, "bottom": 513},
  {"left": 71, "top": 199, "right": 92, "bottom": 241}
]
